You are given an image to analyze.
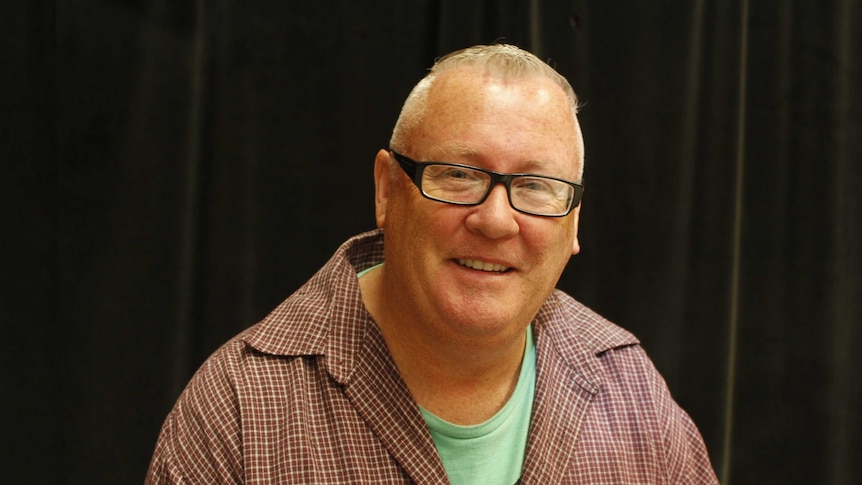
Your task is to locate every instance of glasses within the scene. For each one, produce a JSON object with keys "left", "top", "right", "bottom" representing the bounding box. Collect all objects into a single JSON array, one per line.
[{"left": 390, "top": 150, "right": 583, "bottom": 217}]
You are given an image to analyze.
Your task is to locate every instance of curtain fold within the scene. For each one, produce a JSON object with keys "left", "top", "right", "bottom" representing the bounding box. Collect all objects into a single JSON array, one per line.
[
  {"left": 733, "top": 2, "right": 862, "bottom": 482},
  {"left": 553, "top": 1, "right": 743, "bottom": 475}
]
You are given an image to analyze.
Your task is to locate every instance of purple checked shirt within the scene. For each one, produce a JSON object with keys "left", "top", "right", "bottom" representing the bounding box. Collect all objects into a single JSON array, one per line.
[{"left": 147, "top": 230, "right": 719, "bottom": 484}]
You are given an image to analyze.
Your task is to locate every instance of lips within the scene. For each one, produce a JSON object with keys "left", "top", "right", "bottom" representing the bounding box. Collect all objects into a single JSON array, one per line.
[{"left": 456, "top": 258, "right": 510, "bottom": 273}]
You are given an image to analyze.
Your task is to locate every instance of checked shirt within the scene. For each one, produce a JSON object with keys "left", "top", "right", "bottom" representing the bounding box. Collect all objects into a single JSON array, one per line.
[{"left": 147, "top": 229, "right": 719, "bottom": 484}]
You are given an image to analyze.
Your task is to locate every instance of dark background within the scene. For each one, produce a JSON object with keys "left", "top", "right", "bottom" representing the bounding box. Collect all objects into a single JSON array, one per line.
[{"left": 4, "top": 1, "right": 860, "bottom": 483}]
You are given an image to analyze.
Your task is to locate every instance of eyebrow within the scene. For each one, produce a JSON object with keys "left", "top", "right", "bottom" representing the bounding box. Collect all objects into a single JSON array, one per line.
[
  {"left": 434, "top": 148, "right": 557, "bottom": 176},
  {"left": 448, "top": 153, "right": 566, "bottom": 180}
]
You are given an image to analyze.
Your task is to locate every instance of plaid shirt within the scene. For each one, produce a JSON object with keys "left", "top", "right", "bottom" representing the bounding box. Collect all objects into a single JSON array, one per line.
[{"left": 147, "top": 230, "right": 719, "bottom": 484}]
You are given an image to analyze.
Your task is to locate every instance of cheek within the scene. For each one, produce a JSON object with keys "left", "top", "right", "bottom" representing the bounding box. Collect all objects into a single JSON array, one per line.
[
  {"left": 526, "top": 215, "right": 572, "bottom": 243},
  {"left": 405, "top": 197, "right": 464, "bottom": 234},
  {"left": 385, "top": 189, "right": 452, "bottom": 251},
  {"left": 525, "top": 219, "right": 575, "bottom": 266}
]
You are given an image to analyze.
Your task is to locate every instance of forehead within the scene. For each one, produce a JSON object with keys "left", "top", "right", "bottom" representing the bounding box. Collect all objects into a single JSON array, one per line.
[{"left": 412, "top": 67, "right": 583, "bottom": 171}]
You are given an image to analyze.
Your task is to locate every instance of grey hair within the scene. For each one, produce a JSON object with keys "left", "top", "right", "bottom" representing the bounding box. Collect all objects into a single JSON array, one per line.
[{"left": 389, "top": 44, "right": 581, "bottom": 155}]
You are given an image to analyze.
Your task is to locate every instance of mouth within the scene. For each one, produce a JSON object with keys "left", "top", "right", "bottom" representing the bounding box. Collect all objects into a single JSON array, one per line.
[{"left": 456, "top": 258, "right": 511, "bottom": 273}]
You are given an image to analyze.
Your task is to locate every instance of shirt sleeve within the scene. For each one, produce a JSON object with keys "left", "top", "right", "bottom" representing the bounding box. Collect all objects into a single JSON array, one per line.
[{"left": 145, "top": 342, "right": 245, "bottom": 484}]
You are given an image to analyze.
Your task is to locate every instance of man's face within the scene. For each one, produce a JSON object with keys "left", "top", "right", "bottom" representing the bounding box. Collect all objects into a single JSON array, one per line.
[{"left": 374, "top": 67, "right": 583, "bottom": 341}]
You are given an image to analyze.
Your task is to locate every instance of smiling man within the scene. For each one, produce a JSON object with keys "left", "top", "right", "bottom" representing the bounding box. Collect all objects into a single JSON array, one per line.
[{"left": 147, "top": 44, "right": 719, "bottom": 484}]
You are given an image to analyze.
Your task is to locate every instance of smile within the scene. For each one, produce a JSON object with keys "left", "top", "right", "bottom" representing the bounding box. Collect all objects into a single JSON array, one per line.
[{"left": 456, "top": 258, "right": 510, "bottom": 273}]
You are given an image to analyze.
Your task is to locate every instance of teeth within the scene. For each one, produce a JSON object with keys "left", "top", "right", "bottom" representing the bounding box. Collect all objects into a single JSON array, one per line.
[{"left": 457, "top": 259, "right": 509, "bottom": 272}]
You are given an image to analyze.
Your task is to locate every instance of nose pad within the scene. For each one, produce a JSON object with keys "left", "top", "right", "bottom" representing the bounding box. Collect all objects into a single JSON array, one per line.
[
  {"left": 465, "top": 184, "right": 520, "bottom": 239},
  {"left": 484, "top": 184, "right": 513, "bottom": 210}
]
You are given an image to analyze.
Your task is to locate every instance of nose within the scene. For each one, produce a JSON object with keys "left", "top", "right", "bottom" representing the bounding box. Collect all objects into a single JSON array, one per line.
[{"left": 464, "top": 184, "right": 520, "bottom": 239}]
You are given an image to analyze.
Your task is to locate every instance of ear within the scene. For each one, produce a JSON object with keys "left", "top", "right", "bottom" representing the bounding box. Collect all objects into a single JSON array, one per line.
[
  {"left": 570, "top": 202, "right": 582, "bottom": 256},
  {"left": 373, "top": 149, "right": 393, "bottom": 228}
]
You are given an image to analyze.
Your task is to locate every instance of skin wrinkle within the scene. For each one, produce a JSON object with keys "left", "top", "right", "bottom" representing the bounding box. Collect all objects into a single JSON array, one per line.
[
  {"left": 392, "top": 59, "right": 584, "bottom": 181},
  {"left": 417, "top": 77, "right": 581, "bottom": 181}
]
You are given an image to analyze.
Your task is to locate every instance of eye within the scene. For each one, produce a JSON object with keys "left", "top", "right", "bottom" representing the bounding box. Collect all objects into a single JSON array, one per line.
[
  {"left": 425, "top": 165, "right": 486, "bottom": 184},
  {"left": 514, "top": 177, "right": 554, "bottom": 193},
  {"left": 439, "top": 167, "right": 482, "bottom": 181}
]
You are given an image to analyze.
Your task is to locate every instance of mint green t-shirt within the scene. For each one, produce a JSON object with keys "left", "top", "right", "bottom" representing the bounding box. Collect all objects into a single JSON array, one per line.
[{"left": 420, "top": 326, "right": 537, "bottom": 485}]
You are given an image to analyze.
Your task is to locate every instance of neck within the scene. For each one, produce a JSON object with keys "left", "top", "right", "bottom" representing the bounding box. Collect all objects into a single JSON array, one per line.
[{"left": 359, "top": 264, "right": 528, "bottom": 425}]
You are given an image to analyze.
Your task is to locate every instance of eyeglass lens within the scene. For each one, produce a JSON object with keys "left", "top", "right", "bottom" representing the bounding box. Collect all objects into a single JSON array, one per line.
[{"left": 421, "top": 164, "right": 573, "bottom": 216}]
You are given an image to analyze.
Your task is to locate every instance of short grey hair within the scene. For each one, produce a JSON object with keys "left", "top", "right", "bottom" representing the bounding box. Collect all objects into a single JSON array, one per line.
[{"left": 389, "top": 44, "right": 581, "bottom": 154}]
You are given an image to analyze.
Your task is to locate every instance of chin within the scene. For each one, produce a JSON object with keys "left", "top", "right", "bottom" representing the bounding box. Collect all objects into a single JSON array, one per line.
[{"left": 443, "top": 305, "right": 528, "bottom": 337}]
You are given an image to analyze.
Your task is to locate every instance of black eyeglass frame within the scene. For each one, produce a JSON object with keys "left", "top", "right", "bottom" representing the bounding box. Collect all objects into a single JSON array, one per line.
[{"left": 390, "top": 149, "right": 584, "bottom": 217}]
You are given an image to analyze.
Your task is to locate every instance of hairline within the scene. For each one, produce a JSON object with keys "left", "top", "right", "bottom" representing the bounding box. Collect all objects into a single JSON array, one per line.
[{"left": 389, "top": 44, "right": 584, "bottom": 182}]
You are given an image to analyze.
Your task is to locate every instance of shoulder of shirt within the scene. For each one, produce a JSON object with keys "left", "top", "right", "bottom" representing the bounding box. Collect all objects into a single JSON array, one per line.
[
  {"left": 539, "top": 289, "right": 641, "bottom": 356},
  {"left": 237, "top": 229, "right": 385, "bottom": 358},
  {"left": 532, "top": 290, "right": 645, "bottom": 394}
]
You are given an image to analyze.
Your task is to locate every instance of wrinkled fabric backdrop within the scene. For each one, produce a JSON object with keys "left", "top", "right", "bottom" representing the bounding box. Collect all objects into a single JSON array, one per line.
[{"left": 4, "top": 1, "right": 860, "bottom": 483}]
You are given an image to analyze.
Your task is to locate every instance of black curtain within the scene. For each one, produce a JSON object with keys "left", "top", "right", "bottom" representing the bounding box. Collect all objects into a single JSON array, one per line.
[{"left": 5, "top": 1, "right": 860, "bottom": 483}]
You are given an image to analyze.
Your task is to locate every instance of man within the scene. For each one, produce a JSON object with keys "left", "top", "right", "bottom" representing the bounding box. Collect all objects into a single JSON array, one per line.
[{"left": 147, "top": 44, "right": 719, "bottom": 484}]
